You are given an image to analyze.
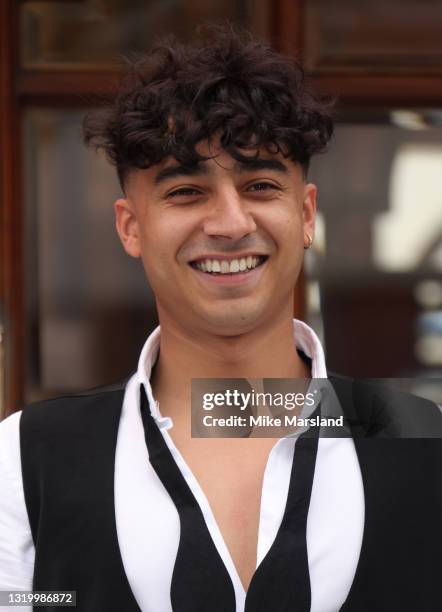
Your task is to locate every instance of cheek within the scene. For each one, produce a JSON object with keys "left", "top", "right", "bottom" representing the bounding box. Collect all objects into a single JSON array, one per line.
[
  {"left": 282, "top": 206, "right": 304, "bottom": 242},
  {"left": 139, "top": 217, "right": 190, "bottom": 276},
  {"left": 263, "top": 212, "right": 304, "bottom": 282},
  {"left": 259, "top": 208, "right": 303, "bottom": 251}
]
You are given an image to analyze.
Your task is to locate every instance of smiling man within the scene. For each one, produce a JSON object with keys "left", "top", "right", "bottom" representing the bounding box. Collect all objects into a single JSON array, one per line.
[
  {"left": 116, "top": 143, "right": 315, "bottom": 360},
  {"left": 0, "top": 25, "right": 441, "bottom": 612}
]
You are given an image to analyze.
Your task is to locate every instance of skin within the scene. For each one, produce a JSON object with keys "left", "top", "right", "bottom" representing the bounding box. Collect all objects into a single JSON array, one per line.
[
  {"left": 115, "top": 139, "right": 316, "bottom": 392},
  {"left": 114, "top": 139, "right": 317, "bottom": 590}
]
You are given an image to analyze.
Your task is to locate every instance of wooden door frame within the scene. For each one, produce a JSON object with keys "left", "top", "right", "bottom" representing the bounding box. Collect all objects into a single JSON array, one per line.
[{"left": 1, "top": 0, "right": 23, "bottom": 418}]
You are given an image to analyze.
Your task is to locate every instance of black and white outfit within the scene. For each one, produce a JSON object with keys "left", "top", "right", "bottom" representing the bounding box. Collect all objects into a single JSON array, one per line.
[{"left": 0, "top": 320, "right": 440, "bottom": 612}]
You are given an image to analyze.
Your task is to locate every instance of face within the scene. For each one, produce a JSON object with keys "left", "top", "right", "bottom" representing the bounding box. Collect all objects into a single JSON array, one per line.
[{"left": 114, "top": 140, "right": 316, "bottom": 337}]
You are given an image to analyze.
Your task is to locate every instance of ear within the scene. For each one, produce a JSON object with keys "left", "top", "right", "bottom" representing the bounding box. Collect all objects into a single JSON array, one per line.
[
  {"left": 114, "top": 198, "right": 141, "bottom": 258},
  {"left": 302, "top": 183, "right": 317, "bottom": 244}
]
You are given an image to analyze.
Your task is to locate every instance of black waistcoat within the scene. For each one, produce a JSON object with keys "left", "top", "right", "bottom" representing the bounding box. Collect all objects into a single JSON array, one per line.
[{"left": 20, "top": 376, "right": 442, "bottom": 612}]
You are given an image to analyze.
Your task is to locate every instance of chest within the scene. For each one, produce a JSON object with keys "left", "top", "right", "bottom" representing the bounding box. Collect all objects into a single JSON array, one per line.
[{"left": 172, "top": 437, "right": 276, "bottom": 591}]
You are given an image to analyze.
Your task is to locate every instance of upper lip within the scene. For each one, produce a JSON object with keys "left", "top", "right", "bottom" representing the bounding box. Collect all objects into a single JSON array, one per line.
[{"left": 189, "top": 253, "right": 268, "bottom": 264}]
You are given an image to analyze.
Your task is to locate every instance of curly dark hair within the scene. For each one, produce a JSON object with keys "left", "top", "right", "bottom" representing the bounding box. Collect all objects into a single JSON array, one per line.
[{"left": 84, "top": 24, "right": 334, "bottom": 190}]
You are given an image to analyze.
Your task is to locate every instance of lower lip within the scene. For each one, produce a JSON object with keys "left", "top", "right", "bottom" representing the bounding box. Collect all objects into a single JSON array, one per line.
[{"left": 189, "top": 260, "right": 267, "bottom": 285}]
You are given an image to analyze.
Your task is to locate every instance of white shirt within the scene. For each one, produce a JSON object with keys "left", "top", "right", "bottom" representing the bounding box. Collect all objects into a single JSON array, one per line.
[{"left": 0, "top": 319, "right": 364, "bottom": 612}]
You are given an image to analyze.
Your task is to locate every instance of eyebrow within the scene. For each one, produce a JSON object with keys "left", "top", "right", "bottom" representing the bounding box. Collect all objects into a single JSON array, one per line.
[
  {"left": 236, "top": 158, "right": 289, "bottom": 174},
  {"left": 154, "top": 163, "right": 211, "bottom": 185},
  {"left": 153, "top": 157, "right": 289, "bottom": 185}
]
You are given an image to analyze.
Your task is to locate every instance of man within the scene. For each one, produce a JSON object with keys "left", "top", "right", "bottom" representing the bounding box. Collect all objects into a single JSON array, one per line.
[{"left": 0, "top": 26, "right": 440, "bottom": 612}]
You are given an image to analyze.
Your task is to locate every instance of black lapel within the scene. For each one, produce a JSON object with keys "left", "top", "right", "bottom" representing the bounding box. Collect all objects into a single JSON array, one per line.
[
  {"left": 140, "top": 385, "right": 236, "bottom": 612},
  {"left": 245, "top": 423, "right": 320, "bottom": 612}
]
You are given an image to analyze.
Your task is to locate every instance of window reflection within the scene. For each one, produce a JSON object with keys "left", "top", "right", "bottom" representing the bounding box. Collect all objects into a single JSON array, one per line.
[
  {"left": 308, "top": 110, "right": 442, "bottom": 377},
  {"left": 23, "top": 109, "right": 157, "bottom": 401},
  {"left": 374, "top": 143, "right": 442, "bottom": 272}
]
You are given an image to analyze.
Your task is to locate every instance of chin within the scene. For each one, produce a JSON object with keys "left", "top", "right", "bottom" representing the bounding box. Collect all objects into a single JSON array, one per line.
[{"left": 197, "top": 305, "right": 271, "bottom": 337}]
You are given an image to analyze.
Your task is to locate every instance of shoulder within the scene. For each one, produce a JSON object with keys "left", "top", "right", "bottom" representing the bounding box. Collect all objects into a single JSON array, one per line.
[
  {"left": 20, "top": 378, "right": 131, "bottom": 436},
  {"left": 0, "top": 382, "right": 129, "bottom": 495},
  {"left": 328, "top": 373, "right": 442, "bottom": 438},
  {"left": 0, "top": 411, "right": 35, "bottom": 590},
  {"left": 0, "top": 410, "right": 23, "bottom": 481}
]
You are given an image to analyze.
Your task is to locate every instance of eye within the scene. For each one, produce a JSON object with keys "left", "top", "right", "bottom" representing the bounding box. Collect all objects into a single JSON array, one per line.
[
  {"left": 167, "top": 187, "right": 201, "bottom": 198},
  {"left": 247, "top": 182, "right": 278, "bottom": 192}
]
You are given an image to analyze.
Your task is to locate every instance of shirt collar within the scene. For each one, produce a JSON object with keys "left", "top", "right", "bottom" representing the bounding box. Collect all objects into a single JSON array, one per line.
[{"left": 136, "top": 319, "right": 328, "bottom": 427}]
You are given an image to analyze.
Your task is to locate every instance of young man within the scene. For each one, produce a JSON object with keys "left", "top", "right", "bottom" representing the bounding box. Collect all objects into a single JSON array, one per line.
[{"left": 0, "top": 27, "right": 440, "bottom": 612}]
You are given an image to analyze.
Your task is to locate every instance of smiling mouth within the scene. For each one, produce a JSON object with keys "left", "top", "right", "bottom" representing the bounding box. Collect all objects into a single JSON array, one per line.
[{"left": 189, "top": 255, "right": 268, "bottom": 275}]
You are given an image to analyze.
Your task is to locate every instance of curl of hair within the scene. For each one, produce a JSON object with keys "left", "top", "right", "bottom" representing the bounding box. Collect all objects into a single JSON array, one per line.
[{"left": 83, "top": 24, "right": 334, "bottom": 189}]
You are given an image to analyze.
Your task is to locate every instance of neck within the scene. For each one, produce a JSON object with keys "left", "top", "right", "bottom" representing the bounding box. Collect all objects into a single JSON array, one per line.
[{"left": 150, "top": 310, "right": 311, "bottom": 423}]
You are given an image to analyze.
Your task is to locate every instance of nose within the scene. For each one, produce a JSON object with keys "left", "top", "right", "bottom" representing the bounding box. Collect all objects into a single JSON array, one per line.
[{"left": 202, "top": 189, "right": 257, "bottom": 241}]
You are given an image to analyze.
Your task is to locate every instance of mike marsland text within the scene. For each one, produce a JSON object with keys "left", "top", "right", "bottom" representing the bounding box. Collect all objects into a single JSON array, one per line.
[{"left": 201, "top": 415, "right": 344, "bottom": 428}]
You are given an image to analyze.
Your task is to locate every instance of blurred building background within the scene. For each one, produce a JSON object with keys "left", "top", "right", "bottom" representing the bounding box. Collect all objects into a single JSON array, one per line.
[{"left": 1, "top": 0, "right": 441, "bottom": 417}]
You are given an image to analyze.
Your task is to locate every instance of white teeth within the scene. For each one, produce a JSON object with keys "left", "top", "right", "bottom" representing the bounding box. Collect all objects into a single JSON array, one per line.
[
  {"left": 194, "top": 256, "right": 264, "bottom": 274},
  {"left": 230, "top": 259, "right": 240, "bottom": 273}
]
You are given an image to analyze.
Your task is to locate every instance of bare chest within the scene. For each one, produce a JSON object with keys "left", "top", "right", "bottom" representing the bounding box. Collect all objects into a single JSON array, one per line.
[{"left": 172, "top": 437, "right": 276, "bottom": 592}]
